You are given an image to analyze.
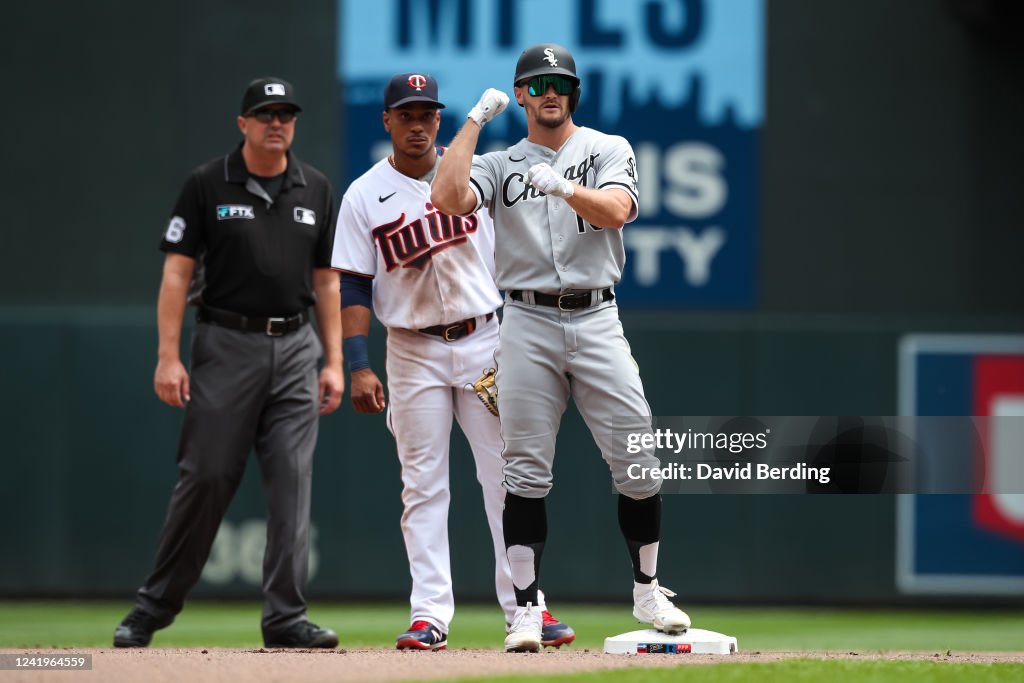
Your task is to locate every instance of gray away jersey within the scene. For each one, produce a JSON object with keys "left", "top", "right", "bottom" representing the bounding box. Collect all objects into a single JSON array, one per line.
[{"left": 468, "top": 126, "right": 639, "bottom": 293}]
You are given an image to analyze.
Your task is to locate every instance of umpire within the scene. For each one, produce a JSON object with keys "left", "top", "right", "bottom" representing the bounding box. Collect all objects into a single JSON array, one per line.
[{"left": 113, "top": 77, "right": 344, "bottom": 648}]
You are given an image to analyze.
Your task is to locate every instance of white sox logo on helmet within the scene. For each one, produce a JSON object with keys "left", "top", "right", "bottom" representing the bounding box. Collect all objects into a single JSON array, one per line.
[
  {"left": 408, "top": 74, "right": 428, "bottom": 90},
  {"left": 543, "top": 48, "right": 558, "bottom": 66}
]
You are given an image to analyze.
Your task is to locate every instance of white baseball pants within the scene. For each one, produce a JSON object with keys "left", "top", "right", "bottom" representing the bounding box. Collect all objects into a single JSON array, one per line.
[{"left": 385, "top": 315, "right": 516, "bottom": 631}]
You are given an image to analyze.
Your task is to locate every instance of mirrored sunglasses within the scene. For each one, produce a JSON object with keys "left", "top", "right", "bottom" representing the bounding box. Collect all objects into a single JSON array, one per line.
[{"left": 525, "top": 75, "right": 575, "bottom": 97}]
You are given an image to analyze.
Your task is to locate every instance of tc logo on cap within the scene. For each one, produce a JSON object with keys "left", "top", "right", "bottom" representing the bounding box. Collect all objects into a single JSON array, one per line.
[
  {"left": 407, "top": 74, "right": 427, "bottom": 91},
  {"left": 264, "top": 83, "right": 286, "bottom": 96}
]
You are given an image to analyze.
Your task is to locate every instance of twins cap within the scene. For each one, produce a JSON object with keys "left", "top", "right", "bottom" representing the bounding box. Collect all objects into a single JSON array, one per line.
[
  {"left": 241, "top": 77, "right": 302, "bottom": 115},
  {"left": 385, "top": 73, "right": 445, "bottom": 109}
]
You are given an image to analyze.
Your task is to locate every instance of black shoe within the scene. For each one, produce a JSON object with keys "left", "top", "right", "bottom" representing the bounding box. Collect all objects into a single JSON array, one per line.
[
  {"left": 263, "top": 621, "right": 339, "bottom": 649},
  {"left": 113, "top": 608, "right": 173, "bottom": 648}
]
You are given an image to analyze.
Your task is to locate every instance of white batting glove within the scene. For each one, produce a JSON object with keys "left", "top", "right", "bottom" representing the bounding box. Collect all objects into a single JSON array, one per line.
[
  {"left": 467, "top": 88, "right": 509, "bottom": 128},
  {"left": 527, "top": 163, "right": 575, "bottom": 198}
]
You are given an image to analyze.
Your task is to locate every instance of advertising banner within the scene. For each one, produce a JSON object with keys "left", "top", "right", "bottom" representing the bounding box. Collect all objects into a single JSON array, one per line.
[
  {"left": 338, "top": 0, "right": 764, "bottom": 307},
  {"left": 896, "top": 335, "right": 1024, "bottom": 595}
]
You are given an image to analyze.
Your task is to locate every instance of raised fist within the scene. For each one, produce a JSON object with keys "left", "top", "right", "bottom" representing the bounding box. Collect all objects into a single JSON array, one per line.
[{"left": 467, "top": 88, "right": 509, "bottom": 128}]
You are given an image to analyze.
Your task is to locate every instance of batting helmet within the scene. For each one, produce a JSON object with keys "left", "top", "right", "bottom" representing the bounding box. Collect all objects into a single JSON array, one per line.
[{"left": 513, "top": 43, "right": 581, "bottom": 112}]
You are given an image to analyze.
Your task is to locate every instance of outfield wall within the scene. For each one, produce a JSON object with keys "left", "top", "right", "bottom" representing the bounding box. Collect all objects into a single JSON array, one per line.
[{"left": 3, "top": 310, "right": 1022, "bottom": 602}]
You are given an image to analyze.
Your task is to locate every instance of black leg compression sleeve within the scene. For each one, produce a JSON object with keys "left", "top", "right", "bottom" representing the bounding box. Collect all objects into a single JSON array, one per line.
[
  {"left": 618, "top": 493, "right": 661, "bottom": 583},
  {"left": 504, "top": 493, "right": 548, "bottom": 544},
  {"left": 503, "top": 493, "right": 547, "bottom": 606}
]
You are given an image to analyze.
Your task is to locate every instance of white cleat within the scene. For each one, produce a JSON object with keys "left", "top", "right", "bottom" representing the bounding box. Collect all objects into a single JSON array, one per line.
[
  {"left": 504, "top": 602, "right": 542, "bottom": 652},
  {"left": 632, "top": 580, "right": 691, "bottom": 634}
]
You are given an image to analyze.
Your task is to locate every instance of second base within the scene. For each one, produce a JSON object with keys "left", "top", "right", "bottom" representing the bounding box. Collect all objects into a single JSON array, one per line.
[{"left": 603, "top": 628, "right": 738, "bottom": 655}]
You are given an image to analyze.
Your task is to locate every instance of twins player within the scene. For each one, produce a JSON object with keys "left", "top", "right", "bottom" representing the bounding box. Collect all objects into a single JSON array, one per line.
[
  {"left": 331, "top": 73, "right": 574, "bottom": 650},
  {"left": 432, "top": 44, "right": 691, "bottom": 652}
]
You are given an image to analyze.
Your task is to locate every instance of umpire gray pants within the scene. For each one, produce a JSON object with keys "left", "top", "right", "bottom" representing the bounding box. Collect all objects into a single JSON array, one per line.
[
  {"left": 135, "top": 321, "right": 322, "bottom": 632},
  {"left": 495, "top": 297, "right": 662, "bottom": 500}
]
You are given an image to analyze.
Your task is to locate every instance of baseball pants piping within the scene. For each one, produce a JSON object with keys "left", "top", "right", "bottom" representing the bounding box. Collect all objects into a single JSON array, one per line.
[{"left": 495, "top": 299, "right": 662, "bottom": 500}]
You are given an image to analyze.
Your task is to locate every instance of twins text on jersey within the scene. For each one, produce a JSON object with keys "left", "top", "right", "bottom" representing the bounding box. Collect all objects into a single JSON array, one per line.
[{"left": 373, "top": 205, "right": 480, "bottom": 271}]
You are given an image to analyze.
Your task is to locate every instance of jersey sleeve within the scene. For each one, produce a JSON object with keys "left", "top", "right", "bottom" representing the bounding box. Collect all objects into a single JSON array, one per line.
[
  {"left": 160, "top": 172, "right": 204, "bottom": 255},
  {"left": 468, "top": 153, "right": 500, "bottom": 214},
  {"left": 313, "top": 181, "right": 336, "bottom": 268},
  {"left": 595, "top": 136, "right": 640, "bottom": 223},
  {"left": 331, "top": 187, "right": 377, "bottom": 278}
]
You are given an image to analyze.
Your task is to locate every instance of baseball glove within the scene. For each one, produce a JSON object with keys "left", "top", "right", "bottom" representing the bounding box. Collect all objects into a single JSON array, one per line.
[{"left": 473, "top": 367, "right": 499, "bottom": 417}]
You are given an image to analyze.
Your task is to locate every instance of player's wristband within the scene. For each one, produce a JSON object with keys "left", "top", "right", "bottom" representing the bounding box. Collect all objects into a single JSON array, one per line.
[{"left": 343, "top": 335, "right": 370, "bottom": 373}]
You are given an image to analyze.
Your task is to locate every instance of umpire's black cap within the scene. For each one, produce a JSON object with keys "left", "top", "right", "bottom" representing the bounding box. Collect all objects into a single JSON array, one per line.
[
  {"left": 385, "top": 73, "right": 446, "bottom": 110},
  {"left": 241, "top": 77, "right": 302, "bottom": 115}
]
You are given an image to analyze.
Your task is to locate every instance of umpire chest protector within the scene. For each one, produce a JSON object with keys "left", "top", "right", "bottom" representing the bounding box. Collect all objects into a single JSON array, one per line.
[{"left": 160, "top": 144, "right": 335, "bottom": 317}]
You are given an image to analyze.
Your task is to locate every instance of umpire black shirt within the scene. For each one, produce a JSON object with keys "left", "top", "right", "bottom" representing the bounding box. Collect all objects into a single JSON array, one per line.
[{"left": 160, "top": 143, "right": 335, "bottom": 317}]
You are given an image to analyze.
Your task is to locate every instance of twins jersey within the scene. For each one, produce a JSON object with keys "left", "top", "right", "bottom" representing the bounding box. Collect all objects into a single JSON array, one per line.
[
  {"left": 469, "top": 126, "right": 639, "bottom": 293},
  {"left": 332, "top": 157, "right": 502, "bottom": 329}
]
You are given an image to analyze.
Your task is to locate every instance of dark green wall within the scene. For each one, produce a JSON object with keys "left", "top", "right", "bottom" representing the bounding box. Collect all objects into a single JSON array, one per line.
[
  {"left": 1, "top": 0, "right": 338, "bottom": 306},
  {"left": 2, "top": 1, "right": 1022, "bottom": 602},
  {"left": 3, "top": 310, "right": 1022, "bottom": 601},
  {"left": 762, "top": 0, "right": 1024, "bottom": 315}
]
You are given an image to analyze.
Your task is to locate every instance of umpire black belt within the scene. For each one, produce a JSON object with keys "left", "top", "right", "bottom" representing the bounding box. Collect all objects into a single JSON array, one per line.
[
  {"left": 509, "top": 289, "right": 614, "bottom": 311},
  {"left": 197, "top": 306, "right": 309, "bottom": 336},
  {"left": 419, "top": 312, "right": 494, "bottom": 342}
]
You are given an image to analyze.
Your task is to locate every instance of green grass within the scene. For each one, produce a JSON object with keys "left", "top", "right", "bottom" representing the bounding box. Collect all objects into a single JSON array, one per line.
[
  {"left": 457, "top": 661, "right": 1024, "bottom": 683},
  {"left": 2, "top": 601, "right": 1024, "bottom": 653},
  {"left": 3, "top": 603, "right": 1023, "bottom": 682}
]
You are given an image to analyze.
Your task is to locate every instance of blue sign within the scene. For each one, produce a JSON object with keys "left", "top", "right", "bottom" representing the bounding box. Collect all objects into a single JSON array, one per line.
[
  {"left": 337, "top": 0, "right": 764, "bottom": 308},
  {"left": 897, "top": 335, "right": 1024, "bottom": 595}
]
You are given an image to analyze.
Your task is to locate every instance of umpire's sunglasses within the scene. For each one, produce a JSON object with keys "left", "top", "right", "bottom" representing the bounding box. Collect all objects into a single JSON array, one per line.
[
  {"left": 248, "top": 108, "right": 298, "bottom": 124},
  {"left": 522, "top": 75, "right": 575, "bottom": 97}
]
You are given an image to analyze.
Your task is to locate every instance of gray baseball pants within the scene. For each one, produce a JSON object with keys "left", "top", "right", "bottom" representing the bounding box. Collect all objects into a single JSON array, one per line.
[{"left": 494, "top": 297, "right": 662, "bottom": 500}]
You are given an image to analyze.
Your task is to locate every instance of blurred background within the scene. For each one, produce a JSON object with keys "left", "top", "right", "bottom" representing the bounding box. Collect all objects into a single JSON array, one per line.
[{"left": 1, "top": 0, "right": 1022, "bottom": 607}]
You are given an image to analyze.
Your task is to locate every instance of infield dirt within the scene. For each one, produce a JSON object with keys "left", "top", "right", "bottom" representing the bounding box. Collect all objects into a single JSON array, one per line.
[{"left": 3, "top": 648, "right": 1024, "bottom": 682}]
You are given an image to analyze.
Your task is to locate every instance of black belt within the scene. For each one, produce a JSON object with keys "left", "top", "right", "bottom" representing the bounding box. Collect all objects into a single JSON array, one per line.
[
  {"left": 197, "top": 306, "right": 309, "bottom": 336},
  {"left": 419, "top": 312, "right": 494, "bottom": 342},
  {"left": 509, "top": 289, "right": 614, "bottom": 311}
]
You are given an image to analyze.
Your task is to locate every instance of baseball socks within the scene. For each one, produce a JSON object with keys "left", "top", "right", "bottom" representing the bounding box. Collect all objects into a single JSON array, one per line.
[
  {"left": 619, "top": 494, "right": 691, "bottom": 633},
  {"left": 503, "top": 493, "right": 546, "bottom": 605},
  {"left": 503, "top": 493, "right": 546, "bottom": 651},
  {"left": 618, "top": 493, "right": 661, "bottom": 583}
]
